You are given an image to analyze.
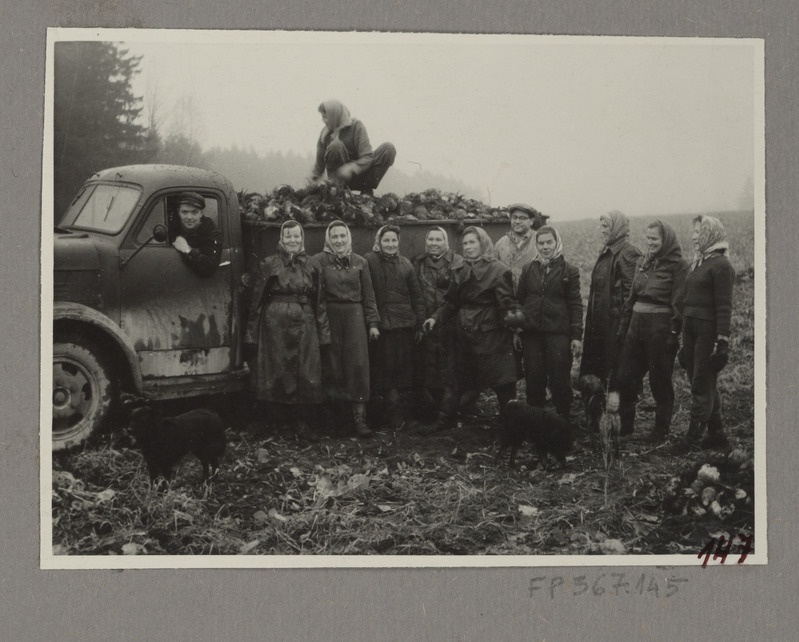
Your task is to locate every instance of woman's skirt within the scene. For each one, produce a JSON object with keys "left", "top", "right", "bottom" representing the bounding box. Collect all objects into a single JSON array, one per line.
[
  {"left": 323, "top": 301, "right": 370, "bottom": 402},
  {"left": 254, "top": 299, "right": 323, "bottom": 404}
]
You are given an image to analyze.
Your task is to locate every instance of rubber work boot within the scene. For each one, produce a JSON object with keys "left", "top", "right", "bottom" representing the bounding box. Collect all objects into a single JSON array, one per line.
[
  {"left": 701, "top": 415, "right": 730, "bottom": 450},
  {"left": 619, "top": 400, "right": 636, "bottom": 436},
  {"left": 668, "top": 419, "right": 704, "bottom": 454},
  {"left": 352, "top": 402, "right": 372, "bottom": 438},
  {"left": 295, "top": 418, "right": 320, "bottom": 443},
  {"left": 385, "top": 388, "right": 403, "bottom": 430}
]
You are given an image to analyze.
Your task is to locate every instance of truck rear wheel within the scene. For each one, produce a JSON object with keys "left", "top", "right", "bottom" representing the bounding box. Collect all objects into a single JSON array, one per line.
[{"left": 52, "top": 337, "right": 114, "bottom": 451}]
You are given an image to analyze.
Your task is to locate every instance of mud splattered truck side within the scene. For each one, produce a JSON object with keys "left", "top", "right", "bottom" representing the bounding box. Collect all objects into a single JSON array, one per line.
[{"left": 53, "top": 165, "right": 248, "bottom": 450}]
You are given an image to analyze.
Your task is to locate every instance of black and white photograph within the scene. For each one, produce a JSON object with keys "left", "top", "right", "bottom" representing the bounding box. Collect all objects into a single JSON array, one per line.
[{"left": 42, "top": 29, "right": 765, "bottom": 567}]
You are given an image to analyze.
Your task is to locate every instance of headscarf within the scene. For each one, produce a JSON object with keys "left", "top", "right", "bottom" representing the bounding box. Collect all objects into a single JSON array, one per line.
[
  {"left": 425, "top": 226, "right": 450, "bottom": 258},
  {"left": 371, "top": 224, "right": 401, "bottom": 256},
  {"left": 641, "top": 219, "right": 682, "bottom": 270},
  {"left": 323, "top": 220, "right": 353, "bottom": 261},
  {"left": 462, "top": 226, "right": 496, "bottom": 279},
  {"left": 534, "top": 225, "right": 564, "bottom": 267},
  {"left": 319, "top": 99, "right": 353, "bottom": 141},
  {"left": 277, "top": 220, "right": 306, "bottom": 263},
  {"left": 601, "top": 210, "right": 631, "bottom": 247},
  {"left": 692, "top": 215, "right": 730, "bottom": 270}
]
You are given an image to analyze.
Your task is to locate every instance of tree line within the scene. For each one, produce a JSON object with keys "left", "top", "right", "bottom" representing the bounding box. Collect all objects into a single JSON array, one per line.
[{"left": 53, "top": 42, "right": 479, "bottom": 222}]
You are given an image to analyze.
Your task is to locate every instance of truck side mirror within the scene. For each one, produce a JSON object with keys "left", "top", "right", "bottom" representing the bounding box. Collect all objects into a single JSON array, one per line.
[
  {"left": 121, "top": 224, "right": 170, "bottom": 268},
  {"left": 152, "top": 224, "right": 168, "bottom": 243}
]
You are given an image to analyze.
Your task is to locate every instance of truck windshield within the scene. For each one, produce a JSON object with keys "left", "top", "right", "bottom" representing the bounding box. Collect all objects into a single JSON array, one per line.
[{"left": 68, "top": 184, "right": 141, "bottom": 234}]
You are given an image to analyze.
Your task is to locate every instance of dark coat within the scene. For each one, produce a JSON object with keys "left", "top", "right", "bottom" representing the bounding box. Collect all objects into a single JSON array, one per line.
[
  {"left": 313, "top": 251, "right": 379, "bottom": 401},
  {"left": 516, "top": 256, "right": 583, "bottom": 339},
  {"left": 681, "top": 253, "right": 735, "bottom": 337},
  {"left": 246, "top": 250, "right": 330, "bottom": 404},
  {"left": 412, "top": 250, "right": 464, "bottom": 389},
  {"left": 179, "top": 217, "right": 223, "bottom": 277},
  {"left": 621, "top": 253, "right": 690, "bottom": 336},
  {"left": 312, "top": 118, "right": 374, "bottom": 179},
  {"left": 580, "top": 238, "right": 642, "bottom": 381},
  {"left": 365, "top": 252, "right": 425, "bottom": 330},
  {"left": 434, "top": 259, "right": 518, "bottom": 390}
]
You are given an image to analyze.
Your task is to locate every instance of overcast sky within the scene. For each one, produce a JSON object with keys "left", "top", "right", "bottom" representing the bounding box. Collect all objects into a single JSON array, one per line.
[{"left": 56, "top": 30, "right": 760, "bottom": 220}]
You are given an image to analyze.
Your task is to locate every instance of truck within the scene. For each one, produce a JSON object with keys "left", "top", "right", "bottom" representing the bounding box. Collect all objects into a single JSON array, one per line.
[{"left": 52, "top": 164, "right": 507, "bottom": 450}]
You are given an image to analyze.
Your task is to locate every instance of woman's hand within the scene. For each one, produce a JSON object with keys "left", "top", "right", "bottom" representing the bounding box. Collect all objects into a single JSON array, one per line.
[
  {"left": 422, "top": 318, "right": 436, "bottom": 333},
  {"left": 512, "top": 333, "right": 523, "bottom": 352},
  {"left": 571, "top": 339, "right": 583, "bottom": 359},
  {"left": 369, "top": 327, "right": 380, "bottom": 342}
]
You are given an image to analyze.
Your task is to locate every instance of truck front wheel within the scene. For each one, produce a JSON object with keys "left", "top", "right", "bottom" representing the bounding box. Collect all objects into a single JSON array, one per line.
[{"left": 52, "top": 337, "right": 114, "bottom": 450}]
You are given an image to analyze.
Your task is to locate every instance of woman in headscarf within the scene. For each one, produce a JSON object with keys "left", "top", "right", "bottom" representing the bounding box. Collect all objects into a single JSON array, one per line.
[
  {"left": 309, "top": 99, "right": 397, "bottom": 195},
  {"left": 245, "top": 220, "right": 330, "bottom": 441},
  {"left": 364, "top": 225, "right": 425, "bottom": 429},
  {"left": 412, "top": 226, "right": 464, "bottom": 422},
  {"left": 515, "top": 225, "right": 583, "bottom": 418},
  {"left": 615, "top": 220, "right": 690, "bottom": 442},
  {"left": 421, "top": 226, "right": 519, "bottom": 432},
  {"left": 313, "top": 220, "right": 381, "bottom": 437},
  {"left": 672, "top": 215, "right": 736, "bottom": 452},
  {"left": 579, "top": 211, "right": 643, "bottom": 390}
]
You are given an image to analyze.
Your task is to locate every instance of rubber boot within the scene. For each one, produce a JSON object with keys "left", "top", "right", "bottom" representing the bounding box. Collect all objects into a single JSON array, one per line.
[
  {"left": 701, "top": 414, "right": 730, "bottom": 450},
  {"left": 385, "top": 388, "right": 403, "bottom": 430},
  {"left": 352, "top": 402, "right": 372, "bottom": 438},
  {"left": 668, "top": 419, "right": 704, "bottom": 454},
  {"left": 619, "top": 399, "right": 636, "bottom": 436},
  {"left": 295, "top": 406, "right": 320, "bottom": 443},
  {"left": 459, "top": 389, "right": 480, "bottom": 417},
  {"left": 419, "top": 387, "right": 458, "bottom": 435},
  {"left": 647, "top": 404, "right": 672, "bottom": 443}
]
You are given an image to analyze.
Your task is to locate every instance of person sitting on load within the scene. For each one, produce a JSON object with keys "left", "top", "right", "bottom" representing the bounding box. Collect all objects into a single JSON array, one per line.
[{"left": 309, "top": 99, "right": 397, "bottom": 196}]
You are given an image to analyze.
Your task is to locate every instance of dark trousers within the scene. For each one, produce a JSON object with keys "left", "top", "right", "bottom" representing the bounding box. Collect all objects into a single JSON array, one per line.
[
  {"left": 682, "top": 316, "right": 723, "bottom": 428},
  {"left": 521, "top": 332, "right": 573, "bottom": 417},
  {"left": 617, "top": 312, "right": 676, "bottom": 434},
  {"left": 325, "top": 140, "right": 397, "bottom": 191}
]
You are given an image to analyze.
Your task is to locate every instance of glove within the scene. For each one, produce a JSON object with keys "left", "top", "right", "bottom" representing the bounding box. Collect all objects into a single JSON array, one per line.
[
  {"left": 709, "top": 339, "right": 729, "bottom": 372},
  {"left": 665, "top": 332, "right": 680, "bottom": 360}
]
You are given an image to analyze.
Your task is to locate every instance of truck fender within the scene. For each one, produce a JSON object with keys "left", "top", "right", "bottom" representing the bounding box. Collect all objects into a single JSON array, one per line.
[{"left": 53, "top": 302, "right": 143, "bottom": 392}]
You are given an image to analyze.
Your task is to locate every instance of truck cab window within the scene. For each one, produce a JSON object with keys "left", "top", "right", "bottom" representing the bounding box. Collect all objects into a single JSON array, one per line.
[{"left": 167, "top": 194, "right": 222, "bottom": 244}]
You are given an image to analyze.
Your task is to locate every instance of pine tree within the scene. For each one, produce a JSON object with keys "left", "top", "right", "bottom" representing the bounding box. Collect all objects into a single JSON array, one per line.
[{"left": 53, "top": 41, "right": 156, "bottom": 220}]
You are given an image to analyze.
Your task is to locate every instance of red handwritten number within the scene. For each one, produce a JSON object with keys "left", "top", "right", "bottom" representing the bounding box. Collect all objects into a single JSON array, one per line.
[
  {"left": 698, "top": 538, "right": 715, "bottom": 568},
  {"left": 699, "top": 534, "right": 753, "bottom": 567},
  {"left": 713, "top": 536, "right": 733, "bottom": 564},
  {"left": 737, "top": 534, "right": 753, "bottom": 564}
]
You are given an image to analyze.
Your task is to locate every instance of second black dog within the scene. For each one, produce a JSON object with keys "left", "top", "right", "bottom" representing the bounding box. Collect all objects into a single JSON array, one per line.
[{"left": 496, "top": 399, "right": 574, "bottom": 470}]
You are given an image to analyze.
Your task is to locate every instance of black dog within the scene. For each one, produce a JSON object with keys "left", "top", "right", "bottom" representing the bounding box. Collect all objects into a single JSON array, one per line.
[
  {"left": 121, "top": 394, "right": 226, "bottom": 486},
  {"left": 496, "top": 399, "right": 574, "bottom": 469}
]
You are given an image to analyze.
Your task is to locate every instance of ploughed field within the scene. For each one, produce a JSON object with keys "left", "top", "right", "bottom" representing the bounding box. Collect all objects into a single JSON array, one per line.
[{"left": 52, "top": 211, "right": 756, "bottom": 557}]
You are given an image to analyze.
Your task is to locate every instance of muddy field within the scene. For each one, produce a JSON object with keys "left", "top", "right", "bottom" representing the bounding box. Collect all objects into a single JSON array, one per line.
[{"left": 51, "top": 211, "right": 757, "bottom": 558}]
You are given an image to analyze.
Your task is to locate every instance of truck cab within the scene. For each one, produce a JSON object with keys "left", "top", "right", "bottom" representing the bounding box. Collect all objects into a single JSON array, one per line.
[{"left": 52, "top": 165, "right": 248, "bottom": 450}]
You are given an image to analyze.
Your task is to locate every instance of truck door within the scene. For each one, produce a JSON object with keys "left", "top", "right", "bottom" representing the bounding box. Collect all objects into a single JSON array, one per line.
[{"left": 119, "top": 190, "right": 236, "bottom": 383}]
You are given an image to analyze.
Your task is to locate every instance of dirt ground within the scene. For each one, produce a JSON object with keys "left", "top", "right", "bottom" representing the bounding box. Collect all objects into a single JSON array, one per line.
[{"left": 52, "top": 376, "right": 755, "bottom": 558}]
